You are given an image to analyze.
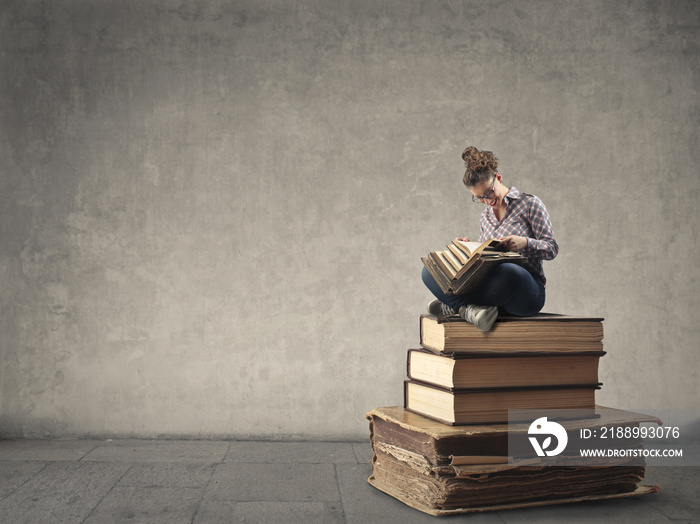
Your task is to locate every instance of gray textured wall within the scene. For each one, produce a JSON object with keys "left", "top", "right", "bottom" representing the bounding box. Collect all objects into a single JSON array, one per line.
[{"left": 1, "top": 0, "right": 698, "bottom": 439}]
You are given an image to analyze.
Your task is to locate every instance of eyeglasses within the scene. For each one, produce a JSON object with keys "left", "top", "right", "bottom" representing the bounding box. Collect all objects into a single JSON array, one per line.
[{"left": 471, "top": 176, "right": 497, "bottom": 203}]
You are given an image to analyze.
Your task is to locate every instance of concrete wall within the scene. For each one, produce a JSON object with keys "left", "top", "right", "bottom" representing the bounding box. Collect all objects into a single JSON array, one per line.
[{"left": 1, "top": 0, "right": 698, "bottom": 439}]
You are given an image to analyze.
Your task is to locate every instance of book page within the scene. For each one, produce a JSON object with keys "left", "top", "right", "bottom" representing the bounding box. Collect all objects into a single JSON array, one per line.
[
  {"left": 447, "top": 244, "right": 468, "bottom": 265},
  {"left": 443, "top": 249, "right": 464, "bottom": 271},
  {"left": 454, "top": 239, "right": 502, "bottom": 257}
]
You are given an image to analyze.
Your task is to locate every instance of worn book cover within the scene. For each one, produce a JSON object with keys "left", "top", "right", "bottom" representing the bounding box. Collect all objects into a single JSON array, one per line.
[{"left": 366, "top": 406, "right": 661, "bottom": 516}]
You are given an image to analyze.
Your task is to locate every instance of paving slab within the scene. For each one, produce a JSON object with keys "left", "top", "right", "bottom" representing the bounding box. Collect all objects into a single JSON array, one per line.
[
  {"left": 116, "top": 462, "right": 216, "bottom": 489},
  {"left": 83, "top": 486, "right": 204, "bottom": 524},
  {"left": 83, "top": 439, "right": 229, "bottom": 463},
  {"left": 642, "top": 466, "right": 700, "bottom": 520},
  {"left": 205, "top": 462, "right": 341, "bottom": 502},
  {"left": 0, "top": 461, "right": 47, "bottom": 499},
  {"left": 352, "top": 441, "right": 374, "bottom": 464},
  {"left": 499, "top": 497, "right": 673, "bottom": 524},
  {"left": 0, "top": 439, "right": 103, "bottom": 461},
  {"left": 0, "top": 461, "right": 130, "bottom": 524},
  {"left": 225, "top": 441, "right": 357, "bottom": 464},
  {"left": 194, "top": 500, "right": 345, "bottom": 524}
]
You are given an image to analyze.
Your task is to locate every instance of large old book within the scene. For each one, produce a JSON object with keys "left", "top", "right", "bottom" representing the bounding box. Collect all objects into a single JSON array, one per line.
[
  {"left": 407, "top": 348, "right": 605, "bottom": 389},
  {"left": 422, "top": 239, "right": 525, "bottom": 295},
  {"left": 404, "top": 380, "right": 600, "bottom": 425},
  {"left": 420, "top": 313, "right": 605, "bottom": 354},
  {"left": 366, "top": 406, "right": 661, "bottom": 516}
]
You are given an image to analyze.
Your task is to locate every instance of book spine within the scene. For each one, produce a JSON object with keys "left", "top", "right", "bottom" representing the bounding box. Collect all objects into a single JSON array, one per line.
[{"left": 403, "top": 380, "right": 409, "bottom": 410}]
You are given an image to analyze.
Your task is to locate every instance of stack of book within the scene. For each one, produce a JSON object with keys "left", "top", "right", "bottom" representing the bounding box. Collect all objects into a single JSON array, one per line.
[
  {"left": 366, "top": 313, "right": 661, "bottom": 516},
  {"left": 406, "top": 314, "right": 604, "bottom": 425}
]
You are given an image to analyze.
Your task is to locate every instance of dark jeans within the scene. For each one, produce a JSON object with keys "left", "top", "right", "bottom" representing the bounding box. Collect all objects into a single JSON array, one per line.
[{"left": 421, "top": 262, "right": 546, "bottom": 316}]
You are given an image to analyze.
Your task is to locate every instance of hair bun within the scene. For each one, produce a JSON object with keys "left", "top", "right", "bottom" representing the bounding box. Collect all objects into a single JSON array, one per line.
[{"left": 462, "top": 146, "right": 498, "bottom": 174}]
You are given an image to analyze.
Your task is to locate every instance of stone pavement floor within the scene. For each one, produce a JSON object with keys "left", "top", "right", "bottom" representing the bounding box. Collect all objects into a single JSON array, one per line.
[{"left": 0, "top": 439, "right": 697, "bottom": 523}]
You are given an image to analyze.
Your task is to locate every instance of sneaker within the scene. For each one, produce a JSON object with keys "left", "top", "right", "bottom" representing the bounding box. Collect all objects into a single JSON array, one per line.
[
  {"left": 458, "top": 304, "right": 499, "bottom": 332},
  {"left": 427, "top": 300, "right": 457, "bottom": 317}
]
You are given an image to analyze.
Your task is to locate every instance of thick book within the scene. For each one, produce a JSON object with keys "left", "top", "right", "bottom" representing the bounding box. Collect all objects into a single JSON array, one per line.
[
  {"left": 366, "top": 406, "right": 661, "bottom": 516},
  {"left": 420, "top": 313, "right": 605, "bottom": 354},
  {"left": 404, "top": 380, "right": 600, "bottom": 425},
  {"left": 422, "top": 238, "right": 525, "bottom": 296},
  {"left": 367, "top": 406, "right": 662, "bottom": 466},
  {"left": 407, "top": 347, "right": 605, "bottom": 389}
]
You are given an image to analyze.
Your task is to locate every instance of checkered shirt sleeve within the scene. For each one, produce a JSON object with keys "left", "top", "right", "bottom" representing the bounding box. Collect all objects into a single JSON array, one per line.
[{"left": 478, "top": 187, "right": 558, "bottom": 284}]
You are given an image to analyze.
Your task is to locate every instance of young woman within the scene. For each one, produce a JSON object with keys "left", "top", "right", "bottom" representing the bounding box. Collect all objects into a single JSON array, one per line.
[{"left": 421, "top": 146, "right": 559, "bottom": 331}]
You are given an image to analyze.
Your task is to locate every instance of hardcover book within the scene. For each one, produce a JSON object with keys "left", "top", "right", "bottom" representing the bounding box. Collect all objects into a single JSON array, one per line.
[
  {"left": 404, "top": 380, "right": 600, "bottom": 425},
  {"left": 407, "top": 347, "right": 604, "bottom": 389},
  {"left": 366, "top": 406, "right": 661, "bottom": 516},
  {"left": 420, "top": 313, "right": 605, "bottom": 354}
]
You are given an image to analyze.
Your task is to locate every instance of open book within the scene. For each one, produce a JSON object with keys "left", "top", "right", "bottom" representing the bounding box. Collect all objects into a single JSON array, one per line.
[
  {"left": 453, "top": 238, "right": 505, "bottom": 258},
  {"left": 422, "top": 238, "right": 524, "bottom": 296}
]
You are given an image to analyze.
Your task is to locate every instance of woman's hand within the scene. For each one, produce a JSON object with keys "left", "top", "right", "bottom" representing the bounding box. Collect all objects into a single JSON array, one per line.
[
  {"left": 455, "top": 237, "right": 470, "bottom": 242},
  {"left": 499, "top": 235, "right": 528, "bottom": 252}
]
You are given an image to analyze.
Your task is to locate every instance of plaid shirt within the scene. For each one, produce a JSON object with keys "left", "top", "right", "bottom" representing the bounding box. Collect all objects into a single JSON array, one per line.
[{"left": 478, "top": 187, "right": 558, "bottom": 285}]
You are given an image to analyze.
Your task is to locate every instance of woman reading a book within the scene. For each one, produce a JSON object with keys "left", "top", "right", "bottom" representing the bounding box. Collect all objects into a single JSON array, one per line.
[{"left": 421, "top": 146, "right": 558, "bottom": 332}]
